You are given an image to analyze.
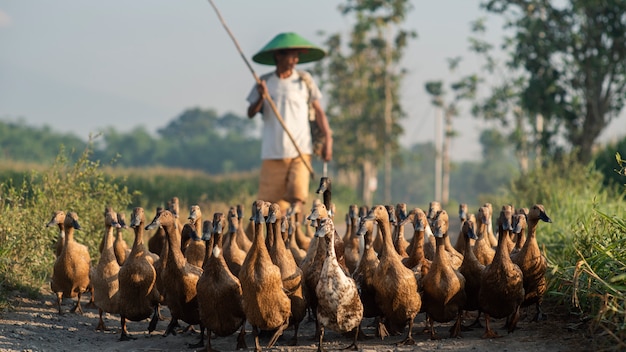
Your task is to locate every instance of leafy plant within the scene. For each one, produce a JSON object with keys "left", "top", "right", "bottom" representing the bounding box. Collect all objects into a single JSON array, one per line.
[{"left": 0, "top": 142, "right": 132, "bottom": 307}]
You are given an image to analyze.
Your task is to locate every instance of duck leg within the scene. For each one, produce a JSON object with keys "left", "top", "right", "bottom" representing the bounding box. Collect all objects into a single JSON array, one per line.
[
  {"left": 481, "top": 313, "right": 500, "bottom": 339},
  {"left": 252, "top": 325, "right": 261, "bottom": 352},
  {"left": 464, "top": 311, "right": 483, "bottom": 329},
  {"left": 317, "top": 325, "right": 325, "bottom": 352},
  {"left": 119, "top": 316, "right": 136, "bottom": 341},
  {"left": 235, "top": 323, "right": 247, "bottom": 350},
  {"left": 147, "top": 305, "right": 159, "bottom": 333},
  {"left": 55, "top": 292, "right": 63, "bottom": 315},
  {"left": 449, "top": 311, "right": 463, "bottom": 338},
  {"left": 267, "top": 320, "right": 289, "bottom": 348},
  {"left": 287, "top": 322, "right": 299, "bottom": 346},
  {"left": 428, "top": 315, "right": 440, "bottom": 340},
  {"left": 163, "top": 317, "right": 179, "bottom": 336},
  {"left": 187, "top": 323, "right": 204, "bottom": 348},
  {"left": 70, "top": 292, "right": 83, "bottom": 314},
  {"left": 342, "top": 326, "right": 359, "bottom": 350},
  {"left": 397, "top": 318, "right": 416, "bottom": 345},
  {"left": 95, "top": 308, "right": 109, "bottom": 331},
  {"left": 85, "top": 286, "right": 97, "bottom": 309},
  {"left": 507, "top": 305, "right": 522, "bottom": 333},
  {"left": 532, "top": 302, "right": 547, "bottom": 321}
]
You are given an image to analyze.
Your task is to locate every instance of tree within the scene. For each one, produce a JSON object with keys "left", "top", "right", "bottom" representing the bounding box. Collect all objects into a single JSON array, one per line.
[
  {"left": 481, "top": 0, "right": 626, "bottom": 164},
  {"left": 314, "top": 0, "right": 416, "bottom": 204}
]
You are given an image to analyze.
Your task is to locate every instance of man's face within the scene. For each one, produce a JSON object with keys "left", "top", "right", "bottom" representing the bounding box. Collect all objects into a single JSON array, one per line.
[{"left": 275, "top": 50, "right": 300, "bottom": 69}]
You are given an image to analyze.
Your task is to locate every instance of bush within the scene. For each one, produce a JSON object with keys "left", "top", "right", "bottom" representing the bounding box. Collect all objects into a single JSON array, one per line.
[{"left": 0, "top": 143, "right": 132, "bottom": 307}]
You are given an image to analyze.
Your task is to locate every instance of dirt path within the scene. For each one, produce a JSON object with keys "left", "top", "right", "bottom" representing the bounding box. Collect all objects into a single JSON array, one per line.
[{"left": 0, "top": 289, "right": 595, "bottom": 352}]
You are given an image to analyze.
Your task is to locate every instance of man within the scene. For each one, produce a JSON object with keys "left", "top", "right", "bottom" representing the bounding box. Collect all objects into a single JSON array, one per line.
[{"left": 247, "top": 32, "right": 333, "bottom": 216}]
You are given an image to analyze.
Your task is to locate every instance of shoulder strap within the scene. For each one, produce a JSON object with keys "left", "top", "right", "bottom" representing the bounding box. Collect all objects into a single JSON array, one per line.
[{"left": 298, "top": 70, "right": 315, "bottom": 98}]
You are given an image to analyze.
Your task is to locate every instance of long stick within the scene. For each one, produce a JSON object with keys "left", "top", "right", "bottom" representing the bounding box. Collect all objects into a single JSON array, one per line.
[{"left": 207, "top": 0, "right": 315, "bottom": 177}]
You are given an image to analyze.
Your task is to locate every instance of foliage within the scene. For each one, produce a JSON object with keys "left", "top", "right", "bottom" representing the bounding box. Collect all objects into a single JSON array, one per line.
[
  {"left": 0, "top": 119, "right": 86, "bottom": 164},
  {"left": 480, "top": 0, "right": 626, "bottom": 164},
  {"left": 92, "top": 108, "right": 262, "bottom": 174},
  {"left": 0, "top": 143, "right": 132, "bottom": 307},
  {"left": 594, "top": 136, "right": 626, "bottom": 191},
  {"left": 487, "top": 155, "right": 626, "bottom": 347}
]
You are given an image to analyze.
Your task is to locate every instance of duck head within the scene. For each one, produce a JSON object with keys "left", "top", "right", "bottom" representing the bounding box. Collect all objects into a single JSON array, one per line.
[
  {"left": 64, "top": 211, "right": 81, "bottom": 230},
  {"left": 130, "top": 207, "right": 144, "bottom": 228},
  {"left": 432, "top": 210, "right": 449, "bottom": 238},
  {"left": 188, "top": 205, "right": 201, "bottom": 223},
  {"left": 459, "top": 203, "right": 468, "bottom": 222},
  {"left": 145, "top": 209, "right": 175, "bottom": 231},
  {"left": 463, "top": 214, "right": 478, "bottom": 240},
  {"left": 529, "top": 204, "right": 552, "bottom": 223}
]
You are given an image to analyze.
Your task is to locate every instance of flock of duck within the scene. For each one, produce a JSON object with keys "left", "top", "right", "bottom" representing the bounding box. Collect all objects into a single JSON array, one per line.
[{"left": 48, "top": 176, "right": 552, "bottom": 352}]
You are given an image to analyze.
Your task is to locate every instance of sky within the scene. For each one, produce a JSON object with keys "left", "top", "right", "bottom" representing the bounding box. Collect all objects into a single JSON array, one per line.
[{"left": 1, "top": 0, "right": 625, "bottom": 162}]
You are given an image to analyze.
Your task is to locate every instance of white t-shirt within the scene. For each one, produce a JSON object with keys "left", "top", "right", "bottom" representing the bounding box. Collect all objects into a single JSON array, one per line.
[{"left": 247, "top": 70, "right": 322, "bottom": 159}]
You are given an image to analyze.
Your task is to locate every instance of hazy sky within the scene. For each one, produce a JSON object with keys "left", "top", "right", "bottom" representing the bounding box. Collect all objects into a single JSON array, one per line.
[{"left": 1, "top": 1, "right": 624, "bottom": 161}]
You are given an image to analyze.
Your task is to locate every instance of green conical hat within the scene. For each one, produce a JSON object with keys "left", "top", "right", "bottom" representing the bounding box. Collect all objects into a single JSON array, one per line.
[{"left": 252, "top": 32, "right": 326, "bottom": 65}]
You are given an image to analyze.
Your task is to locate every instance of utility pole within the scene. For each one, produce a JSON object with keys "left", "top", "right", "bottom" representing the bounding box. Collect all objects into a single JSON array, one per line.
[
  {"left": 442, "top": 105, "right": 452, "bottom": 207},
  {"left": 383, "top": 31, "right": 393, "bottom": 204},
  {"left": 435, "top": 104, "right": 442, "bottom": 203}
]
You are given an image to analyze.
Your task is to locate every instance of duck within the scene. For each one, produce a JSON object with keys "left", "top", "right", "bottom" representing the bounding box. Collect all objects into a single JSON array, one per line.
[
  {"left": 421, "top": 210, "right": 466, "bottom": 339},
  {"left": 223, "top": 206, "right": 246, "bottom": 278},
  {"left": 457, "top": 214, "right": 485, "bottom": 328},
  {"left": 359, "top": 205, "right": 421, "bottom": 345},
  {"left": 235, "top": 204, "right": 253, "bottom": 252},
  {"left": 510, "top": 212, "right": 527, "bottom": 256},
  {"left": 267, "top": 203, "right": 306, "bottom": 345},
  {"left": 473, "top": 205, "right": 495, "bottom": 266},
  {"left": 315, "top": 177, "right": 347, "bottom": 269},
  {"left": 427, "top": 202, "right": 464, "bottom": 266},
  {"left": 303, "top": 202, "right": 334, "bottom": 337},
  {"left": 353, "top": 210, "right": 388, "bottom": 338},
  {"left": 483, "top": 202, "right": 499, "bottom": 248},
  {"left": 113, "top": 212, "right": 131, "bottom": 266},
  {"left": 50, "top": 211, "right": 91, "bottom": 315},
  {"left": 383, "top": 205, "right": 403, "bottom": 257},
  {"left": 511, "top": 204, "right": 552, "bottom": 321},
  {"left": 196, "top": 213, "right": 247, "bottom": 352},
  {"left": 147, "top": 206, "right": 166, "bottom": 256},
  {"left": 454, "top": 203, "right": 471, "bottom": 253},
  {"left": 90, "top": 208, "right": 121, "bottom": 331},
  {"left": 343, "top": 204, "right": 361, "bottom": 274},
  {"left": 422, "top": 201, "right": 443, "bottom": 261},
  {"left": 392, "top": 203, "right": 410, "bottom": 258},
  {"left": 284, "top": 207, "right": 307, "bottom": 266},
  {"left": 401, "top": 208, "right": 432, "bottom": 286},
  {"left": 478, "top": 209, "right": 525, "bottom": 338},
  {"left": 500, "top": 204, "right": 516, "bottom": 254},
  {"left": 239, "top": 200, "right": 291, "bottom": 351},
  {"left": 315, "top": 217, "right": 363, "bottom": 352},
  {"left": 145, "top": 209, "right": 204, "bottom": 347},
  {"left": 183, "top": 205, "right": 206, "bottom": 268},
  {"left": 46, "top": 210, "right": 66, "bottom": 258},
  {"left": 118, "top": 207, "right": 161, "bottom": 340}
]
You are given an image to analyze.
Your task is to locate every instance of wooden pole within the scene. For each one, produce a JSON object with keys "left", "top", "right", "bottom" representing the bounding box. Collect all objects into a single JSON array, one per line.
[{"left": 207, "top": 0, "right": 315, "bottom": 177}]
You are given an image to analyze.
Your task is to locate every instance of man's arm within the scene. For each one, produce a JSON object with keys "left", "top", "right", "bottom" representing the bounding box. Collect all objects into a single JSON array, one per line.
[
  {"left": 312, "top": 100, "right": 333, "bottom": 162},
  {"left": 247, "top": 81, "right": 268, "bottom": 118}
]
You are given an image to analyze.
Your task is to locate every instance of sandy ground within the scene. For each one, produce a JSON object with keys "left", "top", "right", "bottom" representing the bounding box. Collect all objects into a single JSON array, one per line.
[{"left": 0, "top": 286, "right": 598, "bottom": 352}]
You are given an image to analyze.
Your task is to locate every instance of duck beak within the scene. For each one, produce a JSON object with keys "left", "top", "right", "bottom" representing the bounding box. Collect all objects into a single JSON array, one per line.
[
  {"left": 307, "top": 208, "right": 320, "bottom": 221},
  {"left": 314, "top": 224, "right": 327, "bottom": 238}
]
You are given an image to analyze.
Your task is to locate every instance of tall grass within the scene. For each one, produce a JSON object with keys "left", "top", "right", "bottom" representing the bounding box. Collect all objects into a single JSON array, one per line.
[
  {"left": 0, "top": 144, "right": 132, "bottom": 308},
  {"left": 489, "top": 156, "right": 626, "bottom": 349}
]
